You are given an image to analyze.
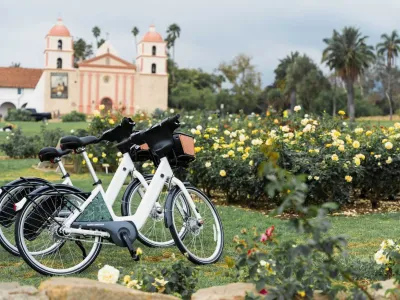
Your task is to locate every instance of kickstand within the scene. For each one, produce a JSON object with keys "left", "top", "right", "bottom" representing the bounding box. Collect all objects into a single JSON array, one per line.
[
  {"left": 121, "top": 232, "right": 140, "bottom": 261},
  {"left": 75, "top": 240, "right": 87, "bottom": 259}
]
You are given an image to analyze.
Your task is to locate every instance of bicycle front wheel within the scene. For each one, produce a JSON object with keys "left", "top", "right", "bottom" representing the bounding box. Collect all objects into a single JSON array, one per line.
[
  {"left": 165, "top": 186, "right": 224, "bottom": 264},
  {"left": 15, "top": 185, "right": 102, "bottom": 276}
]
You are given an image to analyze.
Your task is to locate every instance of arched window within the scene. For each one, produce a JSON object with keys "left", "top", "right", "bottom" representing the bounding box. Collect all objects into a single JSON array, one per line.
[
  {"left": 58, "top": 40, "right": 63, "bottom": 50},
  {"left": 151, "top": 63, "right": 156, "bottom": 74},
  {"left": 57, "top": 58, "right": 63, "bottom": 69},
  {"left": 152, "top": 46, "right": 156, "bottom": 56}
]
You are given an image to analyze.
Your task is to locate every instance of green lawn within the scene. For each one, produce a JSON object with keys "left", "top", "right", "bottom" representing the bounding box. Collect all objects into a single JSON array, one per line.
[{"left": 0, "top": 159, "right": 396, "bottom": 289}]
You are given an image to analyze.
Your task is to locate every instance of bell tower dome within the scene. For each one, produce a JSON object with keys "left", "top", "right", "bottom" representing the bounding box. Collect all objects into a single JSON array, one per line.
[
  {"left": 44, "top": 18, "right": 74, "bottom": 69},
  {"left": 136, "top": 25, "right": 167, "bottom": 75}
]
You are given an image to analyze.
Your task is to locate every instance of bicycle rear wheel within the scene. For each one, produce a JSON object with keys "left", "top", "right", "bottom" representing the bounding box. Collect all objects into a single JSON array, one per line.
[
  {"left": 0, "top": 178, "right": 48, "bottom": 256},
  {"left": 165, "top": 186, "right": 224, "bottom": 264},
  {"left": 15, "top": 185, "right": 102, "bottom": 276}
]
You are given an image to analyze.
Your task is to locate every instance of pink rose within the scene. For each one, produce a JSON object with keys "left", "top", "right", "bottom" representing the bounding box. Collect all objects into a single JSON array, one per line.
[
  {"left": 266, "top": 225, "right": 275, "bottom": 238},
  {"left": 260, "top": 233, "right": 268, "bottom": 242}
]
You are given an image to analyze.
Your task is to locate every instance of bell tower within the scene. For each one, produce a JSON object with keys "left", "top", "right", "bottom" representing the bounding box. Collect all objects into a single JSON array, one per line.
[
  {"left": 44, "top": 18, "right": 74, "bottom": 69},
  {"left": 136, "top": 25, "right": 167, "bottom": 75}
]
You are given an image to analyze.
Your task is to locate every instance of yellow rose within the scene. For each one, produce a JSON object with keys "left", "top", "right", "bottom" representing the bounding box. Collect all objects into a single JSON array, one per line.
[
  {"left": 195, "top": 147, "right": 202, "bottom": 153},
  {"left": 93, "top": 157, "right": 98, "bottom": 163},
  {"left": 273, "top": 119, "right": 279, "bottom": 124},
  {"left": 249, "top": 160, "right": 254, "bottom": 166},
  {"left": 219, "top": 170, "right": 226, "bottom": 177},
  {"left": 212, "top": 143, "right": 220, "bottom": 150},
  {"left": 82, "top": 160, "right": 86, "bottom": 165},
  {"left": 385, "top": 142, "right": 393, "bottom": 150},
  {"left": 195, "top": 130, "right": 201, "bottom": 135},
  {"left": 109, "top": 119, "right": 115, "bottom": 125},
  {"left": 297, "top": 291, "right": 306, "bottom": 298},
  {"left": 124, "top": 275, "right": 131, "bottom": 284},
  {"left": 331, "top": 154, "right": 339, "bottom": 161},
  {"left": 93, "top": 110, "right": 100, "bottom": 117},
  {"left": 237, "top": 146, "right": 244, "bottom": 152},
  {"left": 386, "top": 157, "right": 393, "bottom": 164},
  {"left": 354, "top": 128, "right": 363, "bottom": 134},
  {"left": 117, "top": 152, "right": 122, "bottom": 157},
  {"left": 136, "top": 247, "right": 143, "bottom": 255},
  {"left": 102, "top": 152, "right": 106, "bottom": 158},
  {"left": 88, "top": 153, "right": 93, "bottom": 158},
  {"left": 99, "top": 104, "right": 105, "bottom": 111},
  {"left": 338, "top": 110, "right": 345, "bottom": 116},
  {"left": 338, "top": 145, "right": 345, "bottom": 152},
  {"left": 228, "top": 150, "right": 235, "bottom": 157},
  {"left": 352, "top": 141, "right": 360, "bottom": 149},
  {"left": 248, "top": 122, "right": 253, "bottom": 128},
  {"left": 353, "top": 157, "right": 360, "bottom": 166},
  {"left": 366, "top": 130, "right": 373, "bottom": 136},
  {"left": 345, "top": 175, "right": 353, "bottom": 183},
  {"left": 203, "top": 134, "right": 209, "bottom": 139}
]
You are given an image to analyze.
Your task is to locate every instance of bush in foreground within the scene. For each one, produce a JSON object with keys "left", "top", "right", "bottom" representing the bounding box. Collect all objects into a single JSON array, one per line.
[{"left": 5, "top": 109, "right": 34, "bottom": 122}]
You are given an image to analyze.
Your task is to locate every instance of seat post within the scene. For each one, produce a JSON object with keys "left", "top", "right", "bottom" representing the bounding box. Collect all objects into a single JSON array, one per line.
[
  {"left": 54, "top": 157, "right": 69, "bottom": 178},
  {"left": 80, "top": 148, "right": 100, "bottom": 184}
]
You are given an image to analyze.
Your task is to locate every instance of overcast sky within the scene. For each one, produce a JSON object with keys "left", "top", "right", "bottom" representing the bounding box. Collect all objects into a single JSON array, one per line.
[{"left": 1, "top": 0, "right": 399, "bottom": 85}]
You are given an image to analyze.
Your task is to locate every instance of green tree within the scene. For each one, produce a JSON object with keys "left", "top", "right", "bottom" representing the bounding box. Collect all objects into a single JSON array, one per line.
[
  {"left": 10, "top": 62, "right": 21, "bottom": 68},
  {"left": 131, "top": 26, "right": 140, "bottom": 57},
  {"left": 92, "top": 26, "right": 105, "bottom": 48},
  {"left": 286, "top": 55, "right": 329, "bottom": 113},
  {"left": 376, "top": 30, "right": 400, "bottom": 120},
  {"left": 218, "top": 54, "right": 262, "bottom": 113},
  {"left": 322, "top": 27, "right": 375, "bottom": 122},
  {"left": 274, "top": 52, "right": 299, "bottom": 112},
  {"left": 73, "top": 38, "right": 94, "bottom": 67},
  {"left": 166, "top": 23, "right": 181, "bottom": 62}
]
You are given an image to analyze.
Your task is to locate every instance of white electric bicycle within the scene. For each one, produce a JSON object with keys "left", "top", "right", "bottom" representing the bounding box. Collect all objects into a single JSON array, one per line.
[
  {"left": 14, "top": 115, "right": 224, "bottom": 275},
  {"left": 2, "top": 118, "right": 172, "bottom": 256}
]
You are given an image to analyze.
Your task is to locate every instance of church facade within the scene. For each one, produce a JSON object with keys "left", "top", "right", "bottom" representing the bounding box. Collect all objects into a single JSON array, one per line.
[{"left": 0, "top": 18, "right": 168, "bottom": 117}]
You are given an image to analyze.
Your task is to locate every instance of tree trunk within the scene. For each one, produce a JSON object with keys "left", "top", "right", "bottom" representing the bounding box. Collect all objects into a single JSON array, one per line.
[
  {"left": 387, "top": 67, "right": 393, "bottom": 121},
  {"left": 332, "top": 77, "right": 337, "bottom": 117},
  {"left": 345, "top": 79, "right": 355, "bottom": 123},
  {"left": 289, "top": 89, "right": 296, "bottom": 112}
]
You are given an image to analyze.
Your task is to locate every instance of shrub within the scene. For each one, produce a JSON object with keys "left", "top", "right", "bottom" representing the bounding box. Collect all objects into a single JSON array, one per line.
[
  {"left": 0, "top": 129, "right": 40, "bottom": 158},
  {"left": 102, "top": 260, "right": 198, "bottom": 300},
  {"left": 5, "top": 109, "right": 34, "bottom": 121},
  {"left": 62, "top": 110, "right": 86, "bottom": 122}
]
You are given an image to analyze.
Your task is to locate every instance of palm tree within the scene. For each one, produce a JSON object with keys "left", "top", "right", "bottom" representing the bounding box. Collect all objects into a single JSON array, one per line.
[
  {"left": 131, "top": 26, "right": 140, "bottom": 57},
  {"left": 166, "top": 23, "right": 181, "bottom": 62},
  {"left": 274, "top": 51, "right": 299, "bottom": 112},
  {"left": 322, "top": 27, "right": 375, "bottom": 122},
  {"left": 92, "top": 26, "right": 101, "bottom": 48},
  {"left": 376, "top": 30, "right": 400, "bottom": 120}
]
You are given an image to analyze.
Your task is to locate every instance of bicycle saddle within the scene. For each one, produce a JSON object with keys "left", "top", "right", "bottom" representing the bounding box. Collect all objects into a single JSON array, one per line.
[
  {"left": 38, "top": 147, "right": 72, "bottom": 162},
  {"left": 60, "top": 136, "right": 100, "bottom": 151}
]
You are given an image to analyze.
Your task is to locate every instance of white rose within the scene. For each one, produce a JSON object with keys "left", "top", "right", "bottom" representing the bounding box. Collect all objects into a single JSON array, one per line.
[
  {"left": 70, "top": 129, "right": 75, "bottom": 133},
  {"left": 190, "top": 128, "right": 196, "bottom": 135},
  {"left": 239, "top": 134, "right": 246, "bottom": 142},
  {"left": 196, "top": 125, "right": 202, "bottom": 131},
  {"left": 374, "top": 249, "right": 389, "bottom": 265},
  {"left": 294, "top": 105, "right": 301, "bottom": 112},
  {"left": 208, "top": 116, "right": 212, "bottom": 120},
  {"left": 205, "top": 162, "right": 211, "bottom": 168},
  {"left": 169, "top": 108, "right": 175, "bottom": 113},
  {"left": 98, "top": 265, "right": 120, "bottom": 284}
]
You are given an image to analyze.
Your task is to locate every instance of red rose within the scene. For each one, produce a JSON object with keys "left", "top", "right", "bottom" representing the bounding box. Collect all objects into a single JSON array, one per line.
[{"left": 259, "top": 288, "right": 268, "bottom": 295}]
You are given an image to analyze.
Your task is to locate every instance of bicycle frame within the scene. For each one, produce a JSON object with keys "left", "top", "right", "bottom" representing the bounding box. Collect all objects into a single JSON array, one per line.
[{"left": 62, "top": 153, "right": 202, "bottom": 236}]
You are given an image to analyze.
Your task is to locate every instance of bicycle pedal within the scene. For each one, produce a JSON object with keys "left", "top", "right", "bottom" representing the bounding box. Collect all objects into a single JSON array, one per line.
[{"left": 121, "top": 232, "right": 140, "bottom": 261}]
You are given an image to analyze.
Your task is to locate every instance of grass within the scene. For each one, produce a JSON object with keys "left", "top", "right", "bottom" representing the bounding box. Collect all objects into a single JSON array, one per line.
[
  {"left": 0, "top": 158, "right": 396, "bottom": 289},
  {"left": 0, "top": 120, "right": 87, "bottom": 145}
]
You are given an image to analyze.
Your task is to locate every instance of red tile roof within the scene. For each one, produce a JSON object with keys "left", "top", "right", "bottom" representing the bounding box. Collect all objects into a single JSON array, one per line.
[{"left": 0, "top": 67, "right": 43, "bottom": 88}]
